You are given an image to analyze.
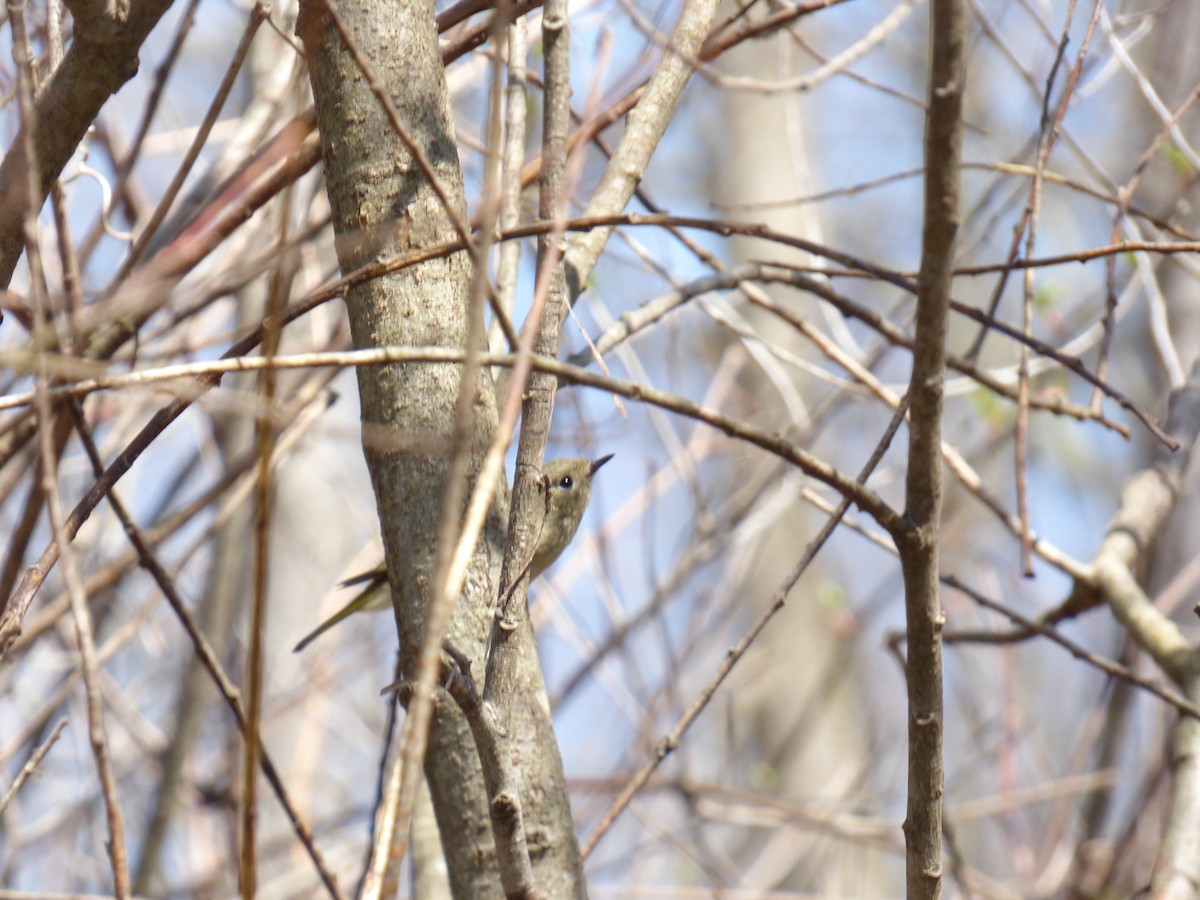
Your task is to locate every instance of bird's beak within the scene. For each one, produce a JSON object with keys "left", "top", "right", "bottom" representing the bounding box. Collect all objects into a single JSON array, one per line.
[{"left": 590, "top": 453, "right": 614, "bottom": 475}]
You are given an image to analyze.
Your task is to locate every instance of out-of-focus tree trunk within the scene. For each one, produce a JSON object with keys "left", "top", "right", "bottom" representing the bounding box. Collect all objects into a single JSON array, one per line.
[{"left": 710, "top": 9, "right": 889, "bottom": 894}]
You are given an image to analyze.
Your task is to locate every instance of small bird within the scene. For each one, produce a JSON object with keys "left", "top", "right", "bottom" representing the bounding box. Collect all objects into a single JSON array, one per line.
[{"left": 293, "top": 454, "right": 613, "bottom": 652}]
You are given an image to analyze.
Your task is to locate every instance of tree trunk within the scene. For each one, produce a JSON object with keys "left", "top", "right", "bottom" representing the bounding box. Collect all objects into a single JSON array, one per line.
[{"left": 299, "top": 0, "right": 505, "bottom": 895}]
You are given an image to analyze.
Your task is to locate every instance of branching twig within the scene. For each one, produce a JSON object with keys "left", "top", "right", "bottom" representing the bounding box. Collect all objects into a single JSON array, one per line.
[{"left": 582, "top": 397, "right": 910, "bottom": 858}]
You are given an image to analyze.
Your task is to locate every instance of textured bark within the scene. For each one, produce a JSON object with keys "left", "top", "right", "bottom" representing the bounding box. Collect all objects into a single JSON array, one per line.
[
  {"left": 479, "top": 0, "right": 587, "bottom": 894},
  {"left": 300, "top": 1, "right": 505, "bottom": 895}
]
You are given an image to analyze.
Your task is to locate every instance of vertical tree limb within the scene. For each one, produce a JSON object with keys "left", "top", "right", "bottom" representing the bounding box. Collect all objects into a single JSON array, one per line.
[
  {"left": 298, "top": 0, "right": 504, "bottom": 894},
  {"left": 480, "top": 0, "right": 588, "bottom": 895},
  {"left": 894, "top": 2, "right": 965, "bottom": 898}
]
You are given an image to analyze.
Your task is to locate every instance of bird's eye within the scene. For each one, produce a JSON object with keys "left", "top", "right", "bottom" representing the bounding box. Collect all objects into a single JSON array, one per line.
[{"left": 558, "top": 475, "right": 574, "bottom": 489}]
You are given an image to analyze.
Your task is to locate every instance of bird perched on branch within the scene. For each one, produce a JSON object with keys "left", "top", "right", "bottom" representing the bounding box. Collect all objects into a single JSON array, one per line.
[{"left": 293, "top": 454, "right": 613, "bottom": 652}]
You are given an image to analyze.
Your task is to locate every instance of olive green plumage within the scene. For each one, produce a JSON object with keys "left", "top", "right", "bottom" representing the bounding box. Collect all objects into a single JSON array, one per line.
[{"left": 293, "top": 454, "right": 612, "bottom": 652}]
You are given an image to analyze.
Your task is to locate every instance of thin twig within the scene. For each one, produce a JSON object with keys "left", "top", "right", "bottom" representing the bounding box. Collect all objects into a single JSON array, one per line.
[
  {"left": 116, "top": 3, "right": 270, "bottom": 278},
  {"left": 581, "top": 397, "right": 910, "bottom": 858},
  {"left": 64, "top": 404, "right": 345, "bottom": 899},
  {"left": 240, "top": 102, "right": 291, "bottom": 897},
  {"left": 0, "top": 717, "right": 68, "bottom": 816},
  {"left": 10, "top": 0, "right": 132, "bottom": 891}
]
